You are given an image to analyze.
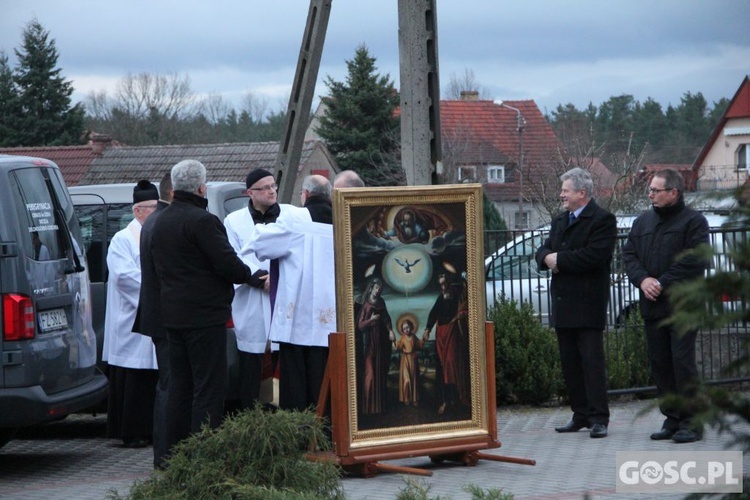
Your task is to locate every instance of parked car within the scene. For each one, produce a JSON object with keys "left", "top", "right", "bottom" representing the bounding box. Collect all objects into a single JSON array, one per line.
[
  {"left": 0, "top": 156, "right": 109, "bottom": 449},
  {"left": 68, "top": 182, "right": 249, "bottom": 399},
  {"left": 485, "top": 212, "right": 735, "bottom": 326}
]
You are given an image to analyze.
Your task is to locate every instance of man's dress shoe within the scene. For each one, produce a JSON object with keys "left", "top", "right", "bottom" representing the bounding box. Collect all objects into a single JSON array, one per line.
[
  {"left": 555, "top": 420, "right": 588, "bottom": 433},
  {"left": 590, "top": 423, "right": 608, "bottom": 438},
  {"left": 650, "top": 428, "right": 676, "bottom": 440}
]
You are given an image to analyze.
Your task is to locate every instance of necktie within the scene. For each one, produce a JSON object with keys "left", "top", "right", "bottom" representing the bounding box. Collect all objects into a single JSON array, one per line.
[{"left": 569, "top": 212, "right": 576, "bottom": 224}]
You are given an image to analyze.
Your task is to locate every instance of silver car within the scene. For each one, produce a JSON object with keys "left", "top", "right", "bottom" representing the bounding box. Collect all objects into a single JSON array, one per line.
[{"left": 484, "top": 214, "right": 734, "bottom": 326}]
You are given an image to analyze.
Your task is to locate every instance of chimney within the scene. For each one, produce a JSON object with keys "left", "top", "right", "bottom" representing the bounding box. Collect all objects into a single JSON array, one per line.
[
  {"left": 90, "top": 133, "right": 113, "bottom": 155},
  {"left": 460, "top": 90, "right": 479, "bottom": 101}
]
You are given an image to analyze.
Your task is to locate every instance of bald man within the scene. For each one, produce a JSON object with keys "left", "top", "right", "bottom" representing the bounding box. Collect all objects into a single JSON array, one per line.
[{"left": 333, "top": 169, "right": 365, "bottom": 188}]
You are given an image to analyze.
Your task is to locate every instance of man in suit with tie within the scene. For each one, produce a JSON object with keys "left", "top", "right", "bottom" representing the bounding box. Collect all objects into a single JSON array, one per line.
[{"left": 536, "top": 167, "right": 617, "bottom": 438}]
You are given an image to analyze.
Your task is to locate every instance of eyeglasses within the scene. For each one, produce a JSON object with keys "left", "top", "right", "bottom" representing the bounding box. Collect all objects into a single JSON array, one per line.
[
  {"left": 249, "top": 184, "right": 278, "bottom": 192},
  {"left": 648, "top": 187, "right": 673, "bottom": 195},
  {"left": 135, "top": 203, "right": 158, "bottom": 210}
]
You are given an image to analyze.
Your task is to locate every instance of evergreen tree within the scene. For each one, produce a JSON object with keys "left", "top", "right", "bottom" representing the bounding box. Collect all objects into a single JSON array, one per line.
[
  {"left": 0, "top": 52, "right": 19, "bottom": 146},
  {"left": 483, "top": 192, "right": 507, "bottom": 232},
  {"left": 633, "top": 98, "right": 668, "bottom": 153},
  {"left": 316, "top": 44, "right": 403, "bottom": 186},
  {"left": 12, "top": 19, "right": 85, "bottom": 146}
]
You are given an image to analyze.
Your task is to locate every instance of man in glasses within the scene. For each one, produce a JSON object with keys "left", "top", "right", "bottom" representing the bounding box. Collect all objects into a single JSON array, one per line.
[
  {"left": 103, "top": 180, "right": 160, "bottom": 449},
  {"left": 623, "top": 168, "right": 709, "bottom": 443},
  {"left": 241, "top": 175, "right": 335, "bottom": 413},
  {"left": 224, "top": 168, "right": 289, "bottom": 410}
]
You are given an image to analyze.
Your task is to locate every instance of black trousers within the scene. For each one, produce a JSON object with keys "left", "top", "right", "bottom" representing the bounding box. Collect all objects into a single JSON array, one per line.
[
  {"left": 238, "top": 351, "right": 263, "bottom": 410},
  {"left": 556, "top": 328, "right": 610, "bottom": 425},
  {"left": 645, "top": 320, "right": 699, "bottom": 431},
  {"left": 105, "top": 365, "right": 158, "bottom": 443},
  {"left": 278, "top": 342, "right": 328, "bottom": 412},
  {"left": 151, "top": 335, "right": 170, "bottom": 469},
  {"left": 165, "top": 325, "right": 227, "bottom": 454}
]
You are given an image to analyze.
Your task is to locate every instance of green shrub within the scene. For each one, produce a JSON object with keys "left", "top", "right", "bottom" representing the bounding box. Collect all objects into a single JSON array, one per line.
[
  {"left": 119, "top": 406, "right": 343, "bottom": 499},
  {"left": 490, "top": 297, "right": 563, "bottom": 405},
  {"left": 395, "top": 478, "right": 514, "bottom": 499},
  {"left": 604, "top": 305, "right": 653, "bottom": 391}
]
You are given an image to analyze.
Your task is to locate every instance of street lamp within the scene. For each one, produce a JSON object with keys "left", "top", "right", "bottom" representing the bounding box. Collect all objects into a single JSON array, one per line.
[{"left": 494, "top": 100, "right": 526, "bottom": 229}]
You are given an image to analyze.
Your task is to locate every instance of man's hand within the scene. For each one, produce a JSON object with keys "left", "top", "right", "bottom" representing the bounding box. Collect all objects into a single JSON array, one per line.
[
  {"left": 640, "top": 277, "right": 662, "bottom": 301},
  {"left": 544, "top": 252, "right": 559, "bottom": 273},
  {"left": 260, "top": 273, "right": 270, "bottom": 292}
]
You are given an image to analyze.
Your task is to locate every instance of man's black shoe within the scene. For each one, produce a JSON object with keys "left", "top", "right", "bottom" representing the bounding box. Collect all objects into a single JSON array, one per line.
[
  {"left": 672, "top": 429, "right": 702, "bottom": 443},
  {"left": 590, "top": 423, "right": 608, "bottom": 438},
  {"left": 650, "top": 428, "right": 676, "bottom": 440},
  {"left": 555, "top": 420, "right": 588, "bottom": 433},
  {"left": 123, "top": 437, "right": 150, "bottom": 448}
]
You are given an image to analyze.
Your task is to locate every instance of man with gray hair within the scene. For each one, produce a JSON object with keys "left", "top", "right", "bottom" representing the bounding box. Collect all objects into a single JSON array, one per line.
[
  {"left": 150, "top": 159, "right": 259, "bottom": 456},
  {"left": 536, "top": 167, "right": 617, "bottom": 439}
]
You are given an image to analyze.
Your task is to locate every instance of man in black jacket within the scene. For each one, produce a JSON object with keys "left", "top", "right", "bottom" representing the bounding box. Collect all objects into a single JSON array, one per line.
[
  {"left": 150, "top": 159, "right": 258, "bottom": 456},
  {"left": 536, "top": 167, "right": 616, "bottom": 439},
  {"left": 133, "top": 172, "right": 172, "bottom": 469},
  {"left": 623, "top": 168, "right": 709, "bottom": 444}
]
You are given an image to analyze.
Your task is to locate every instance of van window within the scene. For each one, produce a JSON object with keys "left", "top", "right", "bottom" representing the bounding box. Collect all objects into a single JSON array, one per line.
[
  {"left": 73, "top": 202, "right": 132, "bottom": 283},
  {"left": 7, "top": 168, "right": 70, "bottom": 293},
  {"left": 224, "top": 195, "right": 249, "bottom": 216}
]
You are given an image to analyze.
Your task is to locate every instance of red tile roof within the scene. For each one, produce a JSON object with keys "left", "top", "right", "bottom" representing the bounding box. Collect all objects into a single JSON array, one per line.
[{"left": 440, "top": 99, "right": 563, "bottom": 202}]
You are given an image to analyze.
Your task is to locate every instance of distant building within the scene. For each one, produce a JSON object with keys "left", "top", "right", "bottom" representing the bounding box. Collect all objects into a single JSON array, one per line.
[
  {"left": 439, "top": 95, "right": 565, "bottom": 229},
  {"left": 693, "top": 74, "right": 750, "bottom": 192},
  {"left": 1, "top": 139, "right": 338, "bottom": 205}
]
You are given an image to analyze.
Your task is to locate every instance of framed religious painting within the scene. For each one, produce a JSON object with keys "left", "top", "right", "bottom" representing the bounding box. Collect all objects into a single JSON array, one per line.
[{"left": 330, "top": 184, "right": 498, "bottom": 463}]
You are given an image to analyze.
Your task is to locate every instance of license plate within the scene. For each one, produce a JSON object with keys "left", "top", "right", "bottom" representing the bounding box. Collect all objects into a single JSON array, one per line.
[{"left": 39, "top": 309, "right": 68, "bottom": 332}]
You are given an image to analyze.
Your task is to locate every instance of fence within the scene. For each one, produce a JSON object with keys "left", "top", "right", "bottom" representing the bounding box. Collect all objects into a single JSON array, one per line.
[{"left": 483, "top": 225, "right": 750, "bottom": 393}]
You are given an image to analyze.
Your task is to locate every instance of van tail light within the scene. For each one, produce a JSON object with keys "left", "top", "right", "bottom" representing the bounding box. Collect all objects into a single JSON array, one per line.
[
  {"left": 226, "top": 317, "right": 234, "bottom": 329},
  {"left": 3, "top": 293, "right": 36, "bottom": 341}
]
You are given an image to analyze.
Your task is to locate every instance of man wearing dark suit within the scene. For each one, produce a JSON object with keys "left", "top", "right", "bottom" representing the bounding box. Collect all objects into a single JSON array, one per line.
[
  {"left": 133, "top": 172, "right": 172, "bottom": 469},
  {"left": 536, "top": 167, "right": 617, "bottom": 439}
]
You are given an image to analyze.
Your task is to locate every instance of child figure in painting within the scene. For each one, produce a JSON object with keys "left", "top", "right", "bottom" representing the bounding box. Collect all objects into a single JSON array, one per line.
[{"left": 393, "top": 316, "right": 424, "bottom": 407}]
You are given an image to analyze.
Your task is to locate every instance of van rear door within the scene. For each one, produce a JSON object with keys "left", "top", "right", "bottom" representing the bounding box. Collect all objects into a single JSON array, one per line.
[{"left": 3, "top": 165, "right": 97, "bottom": 395}]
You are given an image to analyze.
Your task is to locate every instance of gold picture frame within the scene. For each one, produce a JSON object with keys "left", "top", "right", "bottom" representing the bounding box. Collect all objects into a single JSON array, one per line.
[{"left": 331, "top": 184, "right": 497, "bottom": 461}]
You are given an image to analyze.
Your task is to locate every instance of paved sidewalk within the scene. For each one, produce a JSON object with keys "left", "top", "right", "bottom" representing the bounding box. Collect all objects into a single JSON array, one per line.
[
  {"left": 340, "top": 398, "right": 749, "bottom": 499},
  {"left": 0, "top": 398, "right": 746, "bottom": 499}
]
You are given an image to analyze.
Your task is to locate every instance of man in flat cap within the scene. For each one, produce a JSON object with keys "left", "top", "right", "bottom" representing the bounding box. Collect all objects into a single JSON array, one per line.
[{"left": 103, "top": 180, "right": 160, "bottom": 448}]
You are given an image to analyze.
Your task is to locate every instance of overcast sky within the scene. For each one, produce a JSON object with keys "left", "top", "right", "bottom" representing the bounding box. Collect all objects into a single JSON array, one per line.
[{"left": 2, "top": 0, "right": 749, "bottom": 117}]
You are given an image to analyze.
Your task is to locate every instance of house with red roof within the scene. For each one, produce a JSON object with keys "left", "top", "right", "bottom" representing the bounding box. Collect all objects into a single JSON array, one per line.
[
  {"left": 440, "top": 92, "right": 565, "bottom": 229},
  {"left": 692, "top": 75, "right": 750, "bottom": 191}
]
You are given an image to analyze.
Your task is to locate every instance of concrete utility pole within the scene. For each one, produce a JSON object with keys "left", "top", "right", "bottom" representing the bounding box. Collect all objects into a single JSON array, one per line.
[
  {"left": 275, "top": 0, "right": 332, "bottom": 204},
  {"left": 397, "top": 0, "right": 442, "bottom": 186}
]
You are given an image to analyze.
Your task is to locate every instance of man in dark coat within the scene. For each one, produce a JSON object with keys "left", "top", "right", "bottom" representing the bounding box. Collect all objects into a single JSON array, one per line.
[
  {"left": 150, "top": 159, "right": 258, "bottom": 457},
  {"left": 133, "top": 172, "right": 172, "bottom": 469},
  {"left": 623, "top": 168, "right": 709, "bottom": 444},
  {"left": 536, "top": 167, "right": 617, "bottom": 439}
]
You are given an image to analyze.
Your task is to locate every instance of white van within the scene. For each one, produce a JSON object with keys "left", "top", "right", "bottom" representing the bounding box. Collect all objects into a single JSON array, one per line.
[
  {"left": 68, "top": 182, "right": 249, "bottom": 399},
  {"left": 0, "top": 156, "right": 108, "bottom": 449}
]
